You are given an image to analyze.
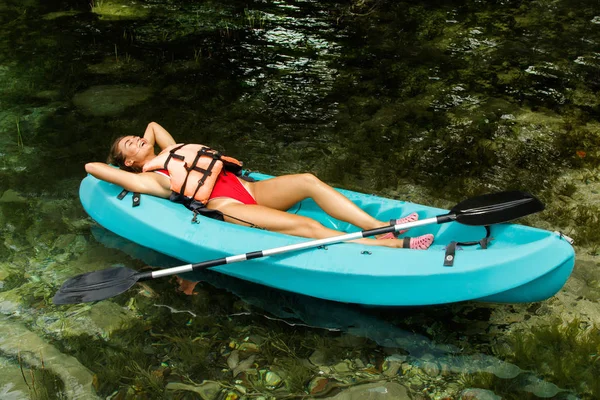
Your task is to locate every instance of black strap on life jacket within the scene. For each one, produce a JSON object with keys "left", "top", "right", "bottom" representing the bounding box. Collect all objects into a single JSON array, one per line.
[
  {"left": 162, "top": 143, "right": 187, "bottom": 169},
  {"left": 188, "top": 149, "right": 220, "bottom": 201},
  {"left": 444, "top": 226, "right": 492, "bottom": 267},
  {"left": 164, "top": 145, "right": 222, "bottom": 202},
  {"left": 171, "top": 192, "right": 263, "bottom": 228},
  {"left": 168, "top": 192, "right": 222, "bottom": 220},
  {"left": 117, "top": 189, "right": 141, "bottom": 207}
]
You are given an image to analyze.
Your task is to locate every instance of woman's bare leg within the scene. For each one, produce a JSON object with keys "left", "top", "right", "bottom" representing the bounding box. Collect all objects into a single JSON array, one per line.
[
  {"left": 206, "top": 199, "right": 405, "bottom": 248},
  {"left": 248, "top": 173, "right": 389, "bottom": 230}
]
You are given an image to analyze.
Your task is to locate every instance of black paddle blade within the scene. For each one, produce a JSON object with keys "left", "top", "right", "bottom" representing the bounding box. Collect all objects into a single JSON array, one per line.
[
  {"left": 53, "top": 267, "right": 140, "bottom": 305},
  {"left": 450, "top": 190, "right": 544, "bottom": 226}
]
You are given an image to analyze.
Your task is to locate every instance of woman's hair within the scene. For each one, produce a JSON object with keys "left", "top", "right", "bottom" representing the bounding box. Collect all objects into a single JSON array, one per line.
[{"left": 107, "top": 136, "right": 141, "bottom": 172}]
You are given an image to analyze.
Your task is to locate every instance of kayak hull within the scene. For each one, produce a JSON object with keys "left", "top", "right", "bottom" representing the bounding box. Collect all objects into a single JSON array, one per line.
[{"left": 79, "top": 173, "right": 575, "bottom": 306}]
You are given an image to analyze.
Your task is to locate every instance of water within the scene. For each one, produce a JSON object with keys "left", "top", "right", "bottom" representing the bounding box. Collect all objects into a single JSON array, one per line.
[{"left": 0, "top": 0, "right": 599, "bottom": 398}]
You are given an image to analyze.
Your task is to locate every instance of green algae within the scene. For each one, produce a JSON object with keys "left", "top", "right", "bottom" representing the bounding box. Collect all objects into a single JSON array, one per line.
[
  {"left": 0, "top": 263, "right": 27, "bottom": 292},
  {"left": 90, "top": 0, "right": 149, "bottom": 20},
  {"left": 496, "top": 318, "right": 600, "bottom": 399},
  {"left": 573, "top": 259, "right": 600, "bottom": 301},
  {"left": 19, "top": 363, "right": 65, "bottom": 400},
  {"left": 278, "top": 357, "right": 313, "bottom": 393},
  {"left": 153, "top": 330, "right": 212, "bottom": 378}
]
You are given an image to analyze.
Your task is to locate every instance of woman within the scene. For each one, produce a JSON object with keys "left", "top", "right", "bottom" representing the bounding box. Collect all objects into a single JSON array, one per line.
[{"left": 85, "top": 122, "right": 434, "bottom": 249}]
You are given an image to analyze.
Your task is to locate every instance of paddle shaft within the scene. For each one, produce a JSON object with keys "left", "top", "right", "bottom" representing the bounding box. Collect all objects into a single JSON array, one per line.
[{"left": 139, "top": 216, "right": 444, "bottom": 281}]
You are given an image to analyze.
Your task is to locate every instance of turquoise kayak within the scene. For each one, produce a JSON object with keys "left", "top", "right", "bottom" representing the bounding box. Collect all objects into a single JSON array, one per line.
[{"left": 79, "top": 172, "right": 575, "bottom": 306}]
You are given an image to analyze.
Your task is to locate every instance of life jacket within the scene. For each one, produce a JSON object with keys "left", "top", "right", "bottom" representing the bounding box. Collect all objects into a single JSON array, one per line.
[{"left": 142, "top": 143, "right": 243, "bottom": 205}]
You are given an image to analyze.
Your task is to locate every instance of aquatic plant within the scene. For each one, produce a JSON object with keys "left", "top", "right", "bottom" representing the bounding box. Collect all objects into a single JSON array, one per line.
[
  {"left": 278, "top": 356, "right": 314, "bottom": 393},
  {"left": 18, "top": 351, "right": 64, "bottom": 400},
  {"left": 540, "top": 192, "right": 600, "bottom": 249},
  {"left": 125, "top": 361, "right": 165, "bottom": 396},
  {"left": 302, "top": 333, "right": 342, "bottom": 365},
  {"left": 557, "top": 119, "right": 600, "bottom": 168},
  {"left": 151, "top": 329, "right": 212, "bottom": 378},
  {"left": 193, "top": 48, "right": 202, "bottom": 63},
  {"left": 343, "top": 0, "right": 382, "bottom": 18},
  {"left": 570, "top": 204, "right": 600, "bottom": 248},
  {"left": 244, "top": 9, "right": 266, "bottom": 30},
  {"left": 260, "top": 332, "right": 297, "bottom": 365},
  {"left": 89, "top": 0, "right": 103, "bottom": 13},
  {"left": 16, "top": 116, "right": 24, "bottom": 149},
  {"left": 499, "top": 318, "right": 600, "bottom": 398},
  {"left": 55, "top": 321, "right": 152, "bottom": 395},
  {"left": 1, "top": 270, "right": 27, "bottom": 292}
]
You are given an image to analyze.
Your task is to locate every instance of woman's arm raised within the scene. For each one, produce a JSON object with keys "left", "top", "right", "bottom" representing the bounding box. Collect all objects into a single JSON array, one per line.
[
  {"left": 85, "top": 162, "right": 171, "bottom": 198},
  {"left": 142, "top": 122, "right": 176, "bottom": 151}
]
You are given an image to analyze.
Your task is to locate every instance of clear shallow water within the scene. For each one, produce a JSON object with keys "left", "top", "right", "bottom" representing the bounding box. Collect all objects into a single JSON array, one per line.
[{"left": 0, "top": 0, "right": 599, "bottom": 399}]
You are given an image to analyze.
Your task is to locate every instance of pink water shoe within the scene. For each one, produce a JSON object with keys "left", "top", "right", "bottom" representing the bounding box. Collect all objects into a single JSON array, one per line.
[
  {"left": 402, "top": 234, "right": 434, "bottom": 250},
  {"left": 377, "top": 212, "right": 419, "bottom": 240}
]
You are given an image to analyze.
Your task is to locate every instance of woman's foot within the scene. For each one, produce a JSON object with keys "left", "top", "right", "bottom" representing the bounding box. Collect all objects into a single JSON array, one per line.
[
  {"left": 378, "top": 212, "right": 419, "bottom": 240},
  {"left": 374, "top": 233, "right": 434, "bottom": 249},
  {"left": 403, "top": 234, "right": 434, "bottom": 250}
]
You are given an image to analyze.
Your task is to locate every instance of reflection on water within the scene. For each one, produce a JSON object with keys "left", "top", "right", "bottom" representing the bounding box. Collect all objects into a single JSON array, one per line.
[{"left": 0, "top": 0, "right": 599, "bottom": 398}]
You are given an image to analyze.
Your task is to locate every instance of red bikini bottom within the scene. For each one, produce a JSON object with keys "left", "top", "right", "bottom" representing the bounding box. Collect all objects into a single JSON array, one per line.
[{"left": 208, "top": 171, "right": 257, "bottom": 205}]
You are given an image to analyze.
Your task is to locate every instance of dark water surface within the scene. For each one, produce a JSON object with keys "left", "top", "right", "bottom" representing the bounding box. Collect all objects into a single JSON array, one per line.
[{"left": 1, "top": 0, "right": 599, "bottom": 399}]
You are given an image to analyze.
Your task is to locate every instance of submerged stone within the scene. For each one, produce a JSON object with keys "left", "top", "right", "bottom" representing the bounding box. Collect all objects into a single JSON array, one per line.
[
  {"left": 263, "top": 370, "right": 283, "bottom": 388},
  {"left": 482, "top": 358, "right": 522, "bottom": 379},
  {"left": 232, "top": 355, "right": 256, "bottom": 378},
  {"left": 0, "top": 356, "right": 31, "bottom": 400},
  {"left": 90, "top": 0, "right": 149, "bottom": 20},
  {"left": 40, "top": 300, "right": 137, "bottom": 340},
  {"left": 381, "top": 357, "right": 401, "bottom": 377},
  {"left": 33, "top": 89, "right": 61, "bottom": 100},
  {"left": 87, "top": 57, "right": 145, "bottom": 76},
  {"left": 459, "top": 388, "right": 501, "bottom": 400},
  {"left": 227, "top": 349, "right": 240, "bottom": 369},
  {"left": 309, "top": 349, "right": 328, "bottom": 366},
  {"left": 0, "top": 190, "right": 27, "bottom": 203},
  {"left": 521, "top": 376, "right": 563, "bottom": 398},
  {"left": 238, "top": 342, "right": 260, "bottom": 353},
  {"left": 0, "top": 290, "right": 21, "bottom": 315},
  {"left": 42, "top": 11, "right": 81, "bottom": 20},
  {"left": 421, "top": 361, "right": 441, "bottom": 377},
  {"left": 165, "top": 380, "right": 221, "bottom": 399},
  {"left": 0, "top": 383, "right": 28, "bottom": 400},
  {"left": 0, "top": 317, "right": 99, "bottom": 399},
  {"left": 72, "top": 85, "right": 152, "bottom": 117},
  {"left": 324, "top": 382, "right": 410, "bottom": 399},
  {"left": 332, "top": 360, "right": 352, "bottom": 373}
]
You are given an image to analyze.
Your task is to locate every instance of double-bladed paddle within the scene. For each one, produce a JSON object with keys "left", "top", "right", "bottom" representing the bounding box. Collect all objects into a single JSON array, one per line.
[{"left": 53, "top": 190, "right": 544, "bottom": 305}]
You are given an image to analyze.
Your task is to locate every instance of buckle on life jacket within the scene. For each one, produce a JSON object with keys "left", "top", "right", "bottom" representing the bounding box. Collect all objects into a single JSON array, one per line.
[{"left": 169, "top": 192, "right": 225, "bottom": 223}]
